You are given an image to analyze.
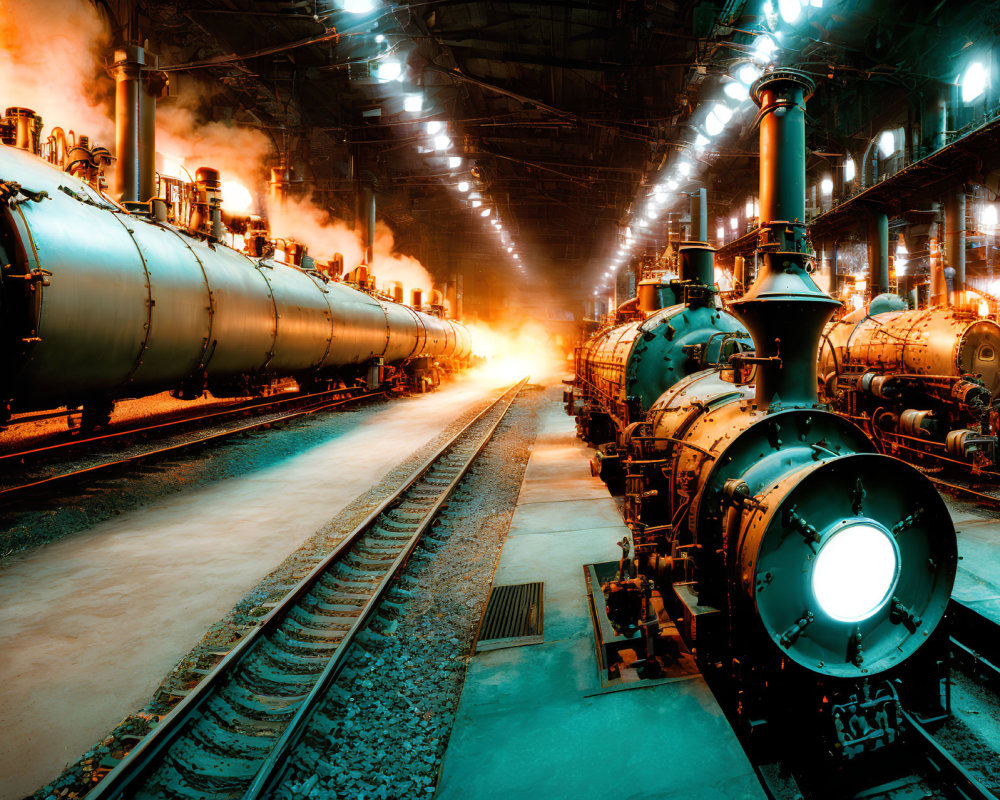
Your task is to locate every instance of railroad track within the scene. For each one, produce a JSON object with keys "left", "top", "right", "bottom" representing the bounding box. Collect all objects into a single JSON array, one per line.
[
  {"left": 0, "top": 387, "right": 385, "bottom": 503},
  {"left": 924, "top": 474, "right": 1000, "bottom": 509},
  {"left": 86, "top": 377, "right": 528, "bottom": 800}
]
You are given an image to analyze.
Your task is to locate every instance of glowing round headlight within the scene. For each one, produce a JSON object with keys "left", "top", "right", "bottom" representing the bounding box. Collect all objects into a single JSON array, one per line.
[{"left": 812, "top": 523, "right": 899, "bottom": 622}]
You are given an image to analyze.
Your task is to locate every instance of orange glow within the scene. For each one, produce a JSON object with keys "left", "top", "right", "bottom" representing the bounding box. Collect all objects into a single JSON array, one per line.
[{"left": 464, "top": 318, "right": 567, "bottom": 384}]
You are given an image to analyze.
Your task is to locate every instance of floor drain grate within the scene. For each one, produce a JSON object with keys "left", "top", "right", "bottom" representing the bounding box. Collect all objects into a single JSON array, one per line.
[{"left": 474, "top": 582, "right": 544, "bottom": 653}]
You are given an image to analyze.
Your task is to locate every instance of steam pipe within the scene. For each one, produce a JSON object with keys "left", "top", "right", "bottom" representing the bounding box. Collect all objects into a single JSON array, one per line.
[
  {"left": 752, "top": 69, "right": 811, "bottom": 253},
  {"left": 677, "top": 244, "right": 715, "bottom": 309},
  {"left": 689, "top": 187, "right": 707, "bottom": 242},
  {"left": 114, "top": 45, "right": 143, "bottom": 204},
  {"left": 928, "top": 204, "right": 946, "bottom": 306},
  {"left": 361, "top": 183, "right": 375, "bottom": 266},
  {"left": 731, "top": 69, "right": 838, "bottom": 411},
  {"left": 138, "top": 51, "right": 165, "bottom": 203},
  {"left": 945, "top": 191, "right": 965, "bottom": 296},
  {"left": 867, "top": 210, "right": 890, "bottom": 296}
]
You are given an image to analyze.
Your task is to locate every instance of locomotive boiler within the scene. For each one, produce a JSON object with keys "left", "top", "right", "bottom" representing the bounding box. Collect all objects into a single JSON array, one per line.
[
  {"left": 0, "top": 117, "right": 471, "bottom": 428},
  {"left": 570, "top": 242, "right": 750, "bottom": 478},
  {"left": 607, "top": 69, "right": 957, "bottom": 758},
  {"left": 819, "top": 296, "right": 1000, "bottom": 477}
]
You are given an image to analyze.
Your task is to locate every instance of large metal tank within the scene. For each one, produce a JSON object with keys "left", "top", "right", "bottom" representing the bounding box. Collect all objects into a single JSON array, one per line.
[
  {"left": 0, "top": 143, "right": 469, "bottom": 412},
  {"left": 821, "top": 306, "right": 1000, "bottom": 398}
]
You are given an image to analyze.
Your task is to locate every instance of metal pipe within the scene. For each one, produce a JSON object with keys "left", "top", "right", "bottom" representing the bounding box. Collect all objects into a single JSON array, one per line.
[
  {"left": 8, "top": 107, "right": 41, "bottom": 154},
  {"left": 268, "top": 166, "right": 292, "bottom": 208},
  {"left": 114, "top": 45, "right": 143, "bottom": 204},
  {"left": 945, "top": 191, "right": 966, "bottom": 296},
  {"left": 753, "top": 69, "right": 811, "bottom": 253},
  {"left": 928, "top": 204, "right": 946, "bottom": 306},
  {"left": 138, "top": 51, "right": 161, "bottom": 203},
  {"left": 731, "top": 69, "right": 838, "bottom": 411},
  {"left": 689, "top": 187, "right": 707, "bottom": 242},
  {"left": 868, "top": 210, "right": 890, "bottom": 296}
]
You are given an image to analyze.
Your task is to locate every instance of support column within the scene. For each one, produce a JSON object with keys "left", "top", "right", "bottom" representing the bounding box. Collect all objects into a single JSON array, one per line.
[{"left": 867, "top": 210, "right": 890, "bottom": 297}]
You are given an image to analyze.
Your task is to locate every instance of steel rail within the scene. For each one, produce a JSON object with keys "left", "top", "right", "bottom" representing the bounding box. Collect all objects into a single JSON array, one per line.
[
  {"left": 0, "top": 386, "right": 358, "bottom": 467},
  {"left": 0, "top": 390, "right": 386, "bottom": 503},
  {"left": 948, "top": 599, "right": 1000, "bottom": 690},
  {"left": 900, "top": 710, "right": 996, "bottom": 800},
  {"left": 85, "top": 377, "right": 527, "bottom": 800},
  {"left": 243, "top": 376, "right": 527, "bottom": 800},
  {"left": 924, "top": 475, "right": 1000, "bottom": 508}
]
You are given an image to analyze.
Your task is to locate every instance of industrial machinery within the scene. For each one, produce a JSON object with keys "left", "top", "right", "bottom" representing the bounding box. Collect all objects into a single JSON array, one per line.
[
  {"left": 568, "top": 241, "right": 751, "bottom": 478},
  {"left": 583, "top": 70, "right": 957, "bottom": 759},
  {"left": 819, "top": 294, "right": 1000, "bottom": 477},
  {"left": 0, "top": 109, "right": 472, "bottom": 428}
]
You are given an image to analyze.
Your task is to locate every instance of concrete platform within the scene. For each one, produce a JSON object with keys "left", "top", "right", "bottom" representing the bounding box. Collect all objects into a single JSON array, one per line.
[
  {"left": 0, "top": 373, "right": 510, "bottom": 799},
  {"left": 947, "top": 498, "right": 1000, "bottom": 623},
  {"left": 436, "top": 385, "right": 765, "bottom": 800}
]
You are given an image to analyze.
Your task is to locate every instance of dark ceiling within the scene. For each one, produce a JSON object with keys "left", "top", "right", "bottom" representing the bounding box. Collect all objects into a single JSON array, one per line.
[{"left": 98, "top": 0, "right": 1000, "bottom": 319}]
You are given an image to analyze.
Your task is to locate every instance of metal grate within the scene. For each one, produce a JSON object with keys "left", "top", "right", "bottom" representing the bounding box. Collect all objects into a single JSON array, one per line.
[{"left": 474, "top": 582, "right": 544, "bottom": 653}]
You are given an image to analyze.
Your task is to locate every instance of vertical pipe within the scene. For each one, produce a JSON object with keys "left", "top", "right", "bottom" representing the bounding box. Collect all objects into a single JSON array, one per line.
[
  {"left": 928, "top": 204, "right": 946, "bottom": 306},
  {"left": 867, "top": 210, "right": 890, "bottom": 296},
  {"left": 755, "top": 72, "right": 809, "bottom": 252},
  {"left": 138, "top": 51, "right": 159, "bottom": 202},
  {"left": 365, "top": 186, "right": 376, "bottom": 266},
  {"left": 114, "top": 45, "right": 143, "bottom": 204},
  {"left": 689, "top": 187, "right": 707, "bottom": 242},
  {"left": 731, "top": 69, "right": 838, "bottom": 410},
  {"left": 945, "top": 191, "right": 966, "bottom": 297}
]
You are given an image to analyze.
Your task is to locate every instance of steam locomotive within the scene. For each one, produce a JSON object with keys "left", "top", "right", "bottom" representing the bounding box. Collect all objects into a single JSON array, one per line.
[
  {"left": 0, "top": 110, "right": 472, "bottom": 429},
  {"left": 570, "top": 243, "right": 751, "bottom": 481},
  {"left": 573, "top": 69, "right": 957, "bottom": 759},
  {"left": 819, "top": 293, "right": 1000, "bottom": 478}
]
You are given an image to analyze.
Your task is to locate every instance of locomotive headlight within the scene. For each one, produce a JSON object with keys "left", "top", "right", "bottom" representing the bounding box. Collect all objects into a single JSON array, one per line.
[{"left": 811, "top": 523, "right": 899, "bottom": 622}]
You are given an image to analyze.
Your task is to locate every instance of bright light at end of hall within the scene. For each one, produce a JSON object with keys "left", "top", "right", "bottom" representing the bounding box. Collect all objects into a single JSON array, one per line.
[
  {"left": 736, "top": 63, "right": 761, "bottom": 85},
  {"left": 878, "top": 130, "right": 896, "bottom": 157},
  {"left": 403, "top": 94, "right": 423, "bottom": 112},
  {"left": 448, "top": 156, "right": 462, "bottom": 168},
  {"left": 425, "top": 120, "right": 442, "bottom": 135},
  {"left": 820, "top": 176, "right": 833, "bottom": 195},
  {"left": 843, "top": 155, "right": 856, "bottom": 182},
  {"left": 344, "top": 0, "right": 375, "bottom": 13},
  {"left": 480, "top": 207, "right": 491, "bottom": 217},
  {"left": 724, "top": 81, "right": 749, "bottom": 102},
  {"left": 457, "top": 181, "right": 470, "bottom": 192},
  {"left": 752, "top": 34, "right": 778, "bottom": 64},
  {"left": 471, "top": 199, "right": 482, "bottom": 207},
  {"left": 222, "top": 181, "right": 253, "bottom": 214},
  {"left": 962, "top": 61, "right": 987, "bottom": 104},
  {"left": 678, "top": 161, "right": 692, "bottom": 176},
  {"left": 984, "top": 203, "right": 998, "bottom": 230},
  {"left": 434, "top": 135, "right": 451, "bottom": 151},
  {"left": 778, "top": 0, "right": 801, "bottom": 24},
  {"left": 374, "top": 60, "right": 402, "bottom": 82}
]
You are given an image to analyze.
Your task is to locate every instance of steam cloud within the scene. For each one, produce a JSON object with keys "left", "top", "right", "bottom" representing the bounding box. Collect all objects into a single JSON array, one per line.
[
  {"left": 266, "top": 196, "right": 435, "bottom": 301},
  {"left": 155, "top": 87, "right": 273, "bottom": 193},
  {"left": 0, "top": 0, "right": 113, "bottom": 142}
]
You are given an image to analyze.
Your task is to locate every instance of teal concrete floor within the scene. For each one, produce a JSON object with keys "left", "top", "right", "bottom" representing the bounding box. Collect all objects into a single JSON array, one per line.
[
  {"left": 435, "top": 386, "right": 765, "bottom": 800},
  {"left": 948, "top": 499, "right": 1000, "bottom": 622}
]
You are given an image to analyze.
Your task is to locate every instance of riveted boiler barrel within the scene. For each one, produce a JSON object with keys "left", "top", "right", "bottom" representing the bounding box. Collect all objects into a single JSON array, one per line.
[
  {"left": 820, "top": 308, "right": 1000, "bottom": 398},
  {"left": 0, "top": 142, "right": 468, "bottom": 412}
]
